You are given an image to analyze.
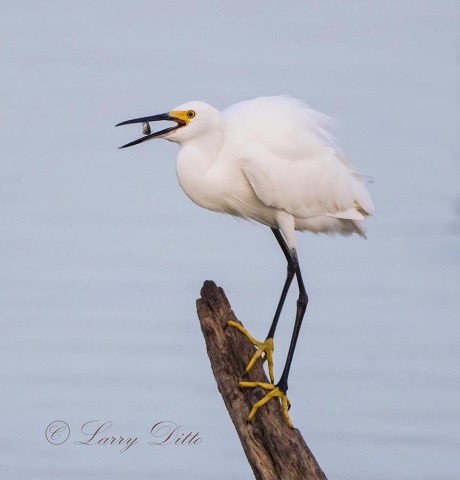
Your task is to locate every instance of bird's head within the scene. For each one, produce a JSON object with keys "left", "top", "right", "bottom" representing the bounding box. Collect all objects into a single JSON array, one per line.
[{"left": 116, "top": 101, "right": 223, "bottom": 148}]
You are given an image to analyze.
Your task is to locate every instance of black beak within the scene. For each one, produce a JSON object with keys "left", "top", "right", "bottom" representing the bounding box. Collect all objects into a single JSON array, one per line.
[{"left": 115, "top": 113, "right": 186, "bottom": 149}]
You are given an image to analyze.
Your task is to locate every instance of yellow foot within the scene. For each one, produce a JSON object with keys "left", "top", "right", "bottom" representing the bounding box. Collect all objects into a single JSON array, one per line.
[
  {"left": 227, "top": 321, "right": 275, "bottom": 382},
  {"left": 239, "top": 381, "right": 293, "bottom": 428}
]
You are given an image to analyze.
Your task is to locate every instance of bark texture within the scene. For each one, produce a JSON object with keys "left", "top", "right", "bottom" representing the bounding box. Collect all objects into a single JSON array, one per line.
[{"left": 196, "top": 280, "right": 328, "bottom": 480}]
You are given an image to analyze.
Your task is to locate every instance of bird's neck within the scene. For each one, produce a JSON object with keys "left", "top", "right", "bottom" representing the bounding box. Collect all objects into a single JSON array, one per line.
[{"left": 175, "top": 132, "right": 226, "bottom": 211}]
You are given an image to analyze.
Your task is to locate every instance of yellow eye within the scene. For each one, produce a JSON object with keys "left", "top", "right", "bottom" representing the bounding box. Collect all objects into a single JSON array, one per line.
[{"left": 187, "top": 110, "right": 195, "bottom": 119}]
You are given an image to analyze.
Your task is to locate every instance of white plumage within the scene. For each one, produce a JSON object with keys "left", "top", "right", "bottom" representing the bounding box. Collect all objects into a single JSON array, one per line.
[{"left": 166, "top": 96, "right": 373, "bottom": 248}]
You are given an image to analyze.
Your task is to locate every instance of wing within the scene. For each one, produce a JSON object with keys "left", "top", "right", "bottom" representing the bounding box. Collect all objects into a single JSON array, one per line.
[{"left": 224, "top": 96, "right": 374, "bottom": 221}]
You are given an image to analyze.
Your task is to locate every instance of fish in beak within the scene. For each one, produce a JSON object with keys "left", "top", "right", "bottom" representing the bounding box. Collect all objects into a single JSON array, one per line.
[{"left": 115, "top": 113, "right": 186, "bottom": 149}]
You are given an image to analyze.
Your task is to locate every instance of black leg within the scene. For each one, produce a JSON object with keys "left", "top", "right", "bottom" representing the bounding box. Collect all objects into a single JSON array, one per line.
[
  {"left": 266, "top": 228, "right": 297, "bottom": 339},
  {"left": 277, "top": 250, "right": 308, "bottom": 394},
  {"left": 236, "top": 228, "right": 308, "bottom": 427}
]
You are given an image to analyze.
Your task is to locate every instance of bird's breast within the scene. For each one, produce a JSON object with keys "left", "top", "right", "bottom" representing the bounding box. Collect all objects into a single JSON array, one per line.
[{"left": 175, "top": 147, "right": 272, "bottom": 221}]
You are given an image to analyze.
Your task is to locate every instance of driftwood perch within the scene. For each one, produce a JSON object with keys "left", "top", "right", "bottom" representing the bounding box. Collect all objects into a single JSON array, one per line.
[{"left": 196, "top": 280, "right": 327, "bottom": 480}]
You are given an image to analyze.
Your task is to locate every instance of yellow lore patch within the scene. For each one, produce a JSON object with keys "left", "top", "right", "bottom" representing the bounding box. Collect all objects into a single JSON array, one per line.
[{"left": 169, "top": 110, "right": 195, "bottom": 124}]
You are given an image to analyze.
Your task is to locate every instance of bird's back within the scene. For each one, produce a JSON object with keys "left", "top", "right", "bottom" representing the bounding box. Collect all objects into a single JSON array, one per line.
[{"left": 222, "top": 96, "right": 374, "bottom": 237}]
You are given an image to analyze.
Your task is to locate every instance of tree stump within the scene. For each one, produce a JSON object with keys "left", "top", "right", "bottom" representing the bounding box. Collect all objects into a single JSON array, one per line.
[{"left": 196, "top": 280, "right": 328, "bottom": 480}]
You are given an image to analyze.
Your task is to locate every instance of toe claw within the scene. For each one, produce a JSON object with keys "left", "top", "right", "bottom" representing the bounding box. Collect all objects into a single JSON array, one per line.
[
  {"left": 228, "top": 322, "right": 291, "bottom": 426},
  {"left": 227, "top": 321, "right": 275, "bottom": 383},
  {"left": 239, "top": 382, "right": 294, "bottom": 428}
]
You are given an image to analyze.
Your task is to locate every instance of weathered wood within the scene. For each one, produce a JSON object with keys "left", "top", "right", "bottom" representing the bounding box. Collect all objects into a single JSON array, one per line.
[{"left": 196, "top": 280, "right": 328, "bottom": 480}]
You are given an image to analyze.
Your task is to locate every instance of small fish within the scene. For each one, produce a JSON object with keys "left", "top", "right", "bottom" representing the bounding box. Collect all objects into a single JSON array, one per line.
[{"left": 143, "top": 122, "right": 151, "bottom": 135}]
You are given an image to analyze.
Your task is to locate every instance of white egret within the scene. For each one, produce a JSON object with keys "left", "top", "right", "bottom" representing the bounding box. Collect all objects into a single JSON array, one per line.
[{"left": 116, "top": 96, "right": 374, "bottom": 427}]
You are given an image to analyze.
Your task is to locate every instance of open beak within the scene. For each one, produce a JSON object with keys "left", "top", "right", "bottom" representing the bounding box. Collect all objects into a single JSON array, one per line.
[{"left": 115, "top": 113, "right": 186, "bottom": 149}]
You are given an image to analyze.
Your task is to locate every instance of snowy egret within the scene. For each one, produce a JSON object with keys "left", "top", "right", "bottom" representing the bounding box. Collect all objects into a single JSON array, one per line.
[{"left": 116, "top": 96, "right": 374, "bottom": 427}]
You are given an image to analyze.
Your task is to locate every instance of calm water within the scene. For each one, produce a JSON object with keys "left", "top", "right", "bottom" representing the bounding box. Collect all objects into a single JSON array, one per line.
[{"left": 1, "top": 2, "right": 459, "bottom": 479}]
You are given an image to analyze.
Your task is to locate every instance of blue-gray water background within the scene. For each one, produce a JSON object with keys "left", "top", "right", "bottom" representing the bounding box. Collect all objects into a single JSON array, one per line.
[{"left": 1, "top": 2, "right": 459, "bottom": 479}]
